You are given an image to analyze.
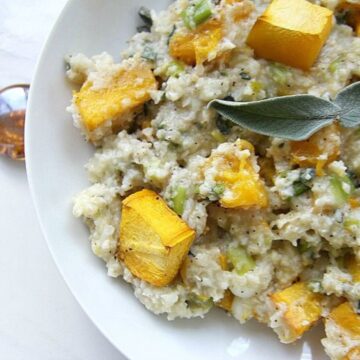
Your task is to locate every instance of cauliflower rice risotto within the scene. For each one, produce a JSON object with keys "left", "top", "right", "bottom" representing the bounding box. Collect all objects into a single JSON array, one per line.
[{"left": 67, "top": 0, "right": 360, "bottom": 358}]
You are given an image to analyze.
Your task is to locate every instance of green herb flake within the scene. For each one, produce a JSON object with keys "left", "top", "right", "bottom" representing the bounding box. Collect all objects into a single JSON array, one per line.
[
  {"left": 293, "top": 181, "right": 311, "bottom": 197},
  {"left": 167, "top": 25, "right": 176, "bottom": 45},
  {"left": 137, "top": 6, "right": 152, "bottom": 32},
  {"left": 240, "top": 71, "right": 251, "bottom": 80},
  {"left": 142, "top": 46, "right": 157, "bottom": 61},
  {"left": 216, "top": 116, "right": 232, "bottom": 135}
]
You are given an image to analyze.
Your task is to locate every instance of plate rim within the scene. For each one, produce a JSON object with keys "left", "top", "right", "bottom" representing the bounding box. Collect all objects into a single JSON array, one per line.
[{"left": 25, "top": 0, "right": 131, "bottom": 358}]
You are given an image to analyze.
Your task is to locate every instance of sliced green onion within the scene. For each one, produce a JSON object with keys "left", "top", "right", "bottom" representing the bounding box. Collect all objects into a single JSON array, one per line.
[
  {"left": 226, "top": 246, "right": 255, "bottom": 276},
  {"left": 292, "top": 169, "right": 315, "bottom": 197},
  {"left": 166, "top": 60, "right": 185, "bottom": 77},
  {"left": 172, "top": 186, "right": 187, "bottom": 215}
]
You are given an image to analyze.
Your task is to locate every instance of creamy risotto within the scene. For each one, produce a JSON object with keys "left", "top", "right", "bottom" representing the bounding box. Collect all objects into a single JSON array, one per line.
[{"left": 67, "top": 0, "right": 360, "bottom": 358}]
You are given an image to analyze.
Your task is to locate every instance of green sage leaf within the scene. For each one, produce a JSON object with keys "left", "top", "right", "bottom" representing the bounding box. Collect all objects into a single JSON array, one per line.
[
  {"left": 335, "top": 82, "right": 360, "bottom": 128},
  {"left": 209, "top": 95, "right": 340, "bottom": 141}
]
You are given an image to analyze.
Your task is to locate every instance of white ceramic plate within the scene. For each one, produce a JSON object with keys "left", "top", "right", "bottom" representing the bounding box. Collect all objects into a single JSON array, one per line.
[{"left": 26, "top": 0, "right": 329, "bottom": 359}]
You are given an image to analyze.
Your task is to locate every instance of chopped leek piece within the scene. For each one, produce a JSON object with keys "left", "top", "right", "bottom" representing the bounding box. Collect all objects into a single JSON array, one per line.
[
  {"left": 226, "top": 246, "right": 255, "bottom": 275},
  {"left": 307, "top": 280, "right": 323, "bottom": 293},
  {"left": 344, "top": 218, "right": 360, "bottom": 230},
  {"left": 270, "top": 63, "right": 289, "bottom": 85},
  {"left": 187, "top": 293, "right": 213, "bottom": 310},
  {"left": 211, "top": 129, "right": 226, "bottom": 142},
  {"left": 172, "top": 186, "right": 187, "bottom": 215},
  {"left": 330, "top": 174, "right": 354, "bottom": 206},
  {"left": 166, "top": 60, "right": 185, "bottom": 77},
  {"left": 182, "top": 0, "right": 212, "bottom": 30},
  {"left": 193, "top": 0, "right": 212, "bottom": 26},
  {"left": 329, "top": 57, "right": 344, "bottom": 74},
  {"left": 213, "top": 183, "right": 225, "bottom": 196}
]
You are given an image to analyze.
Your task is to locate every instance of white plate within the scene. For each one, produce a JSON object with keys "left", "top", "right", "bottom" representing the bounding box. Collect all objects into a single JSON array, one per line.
[{"left": 25, "top": 0, "right": 328, "bottom": 359}]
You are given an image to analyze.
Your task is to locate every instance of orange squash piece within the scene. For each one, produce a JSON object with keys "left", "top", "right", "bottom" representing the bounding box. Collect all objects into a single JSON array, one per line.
[
  {"left": 216, "top": 290, "right": 234, "bottom": 312},
  {"left": 222, "top": 0, "right": 254, "bottom": 22},
  {"left": 119, "top": 189, "right": 195, "bottom": 287},
  {"left": 329, "top": 302, "right": 360, "bottom": 339},
  {"left": 344, "top": 346, "right": 360, "bottom": 360},
  {"left": 271, "top": 282, "right": 323, "bottom": 341},
  {"left": 74, "top": 62, "right": 157, "bottom": 134},
  {"left": 290, "top": 123, "right": 340, "bottom": 176},
  {"left": 346, "top": 255, "right": 360, "bottom": 282},
  {"left": 211, "top": 140, "right": 268, "bottom": 209},
  {"left": 169, "top": 19, "right": 223, "bottom": 65},
  {"left": 247, "top": 0, "right": 333, "bottom": 70}
]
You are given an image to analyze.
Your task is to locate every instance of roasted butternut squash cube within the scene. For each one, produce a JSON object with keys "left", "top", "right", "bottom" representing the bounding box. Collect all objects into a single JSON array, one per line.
[
  {"left": 118, "top": 189, "right": 195, "bottom": 287},
  {"left": 74, "top": 62, "right": 157, "bottom": 138},
  {"left": 329, "top": 302, "right": 360, "bottom": 339},
  {"left": 323, "top": 302, "right": 360, "bottom": 359},
  {"left": 216, "top": 290, "right": 234, "bottom": 312},
  {"left": 169, "top": 19, "right": 223, "bottom": 65},
  {"left": 271, "top": 282, "right": 323, "bottom": 341},
  {"left": 246, "top": 0, "right": 333, "bottom": 70},
  {"left": 218, "top": 253, "right": 229, "bottom": 271},
  {"left": 347, "top": 7, "right": 360, "bottom": 36},
  {"left": 290, "top": 123, "right": 340, "bottom": 176},
  {"left": 344, "top": 347, "right": 360, "bottom": 360},
  {"left": 222, "top": 0, "right": 254, "bottom": 22},
  {"left": 346, "top": 255, "right": 360, "bottom": 282},
  {"left": 207, "top": 139, "right": 268, "bottom": 208}
]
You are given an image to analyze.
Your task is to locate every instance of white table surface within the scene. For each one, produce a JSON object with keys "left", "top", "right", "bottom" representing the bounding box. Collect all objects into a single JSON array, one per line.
[{"left": 0, "top": 1, "right": 124, "bottom": 359}]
